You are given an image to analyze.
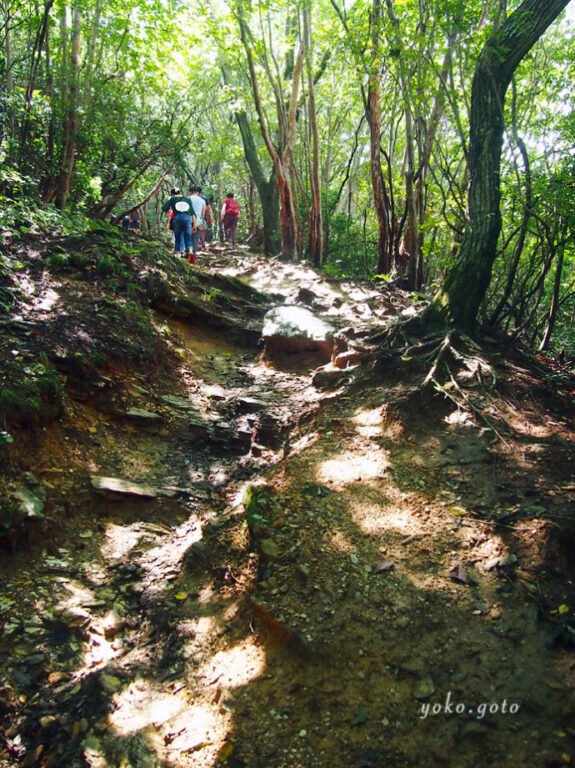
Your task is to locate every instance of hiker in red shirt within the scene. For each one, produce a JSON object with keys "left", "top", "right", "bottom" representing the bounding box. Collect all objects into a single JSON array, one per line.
[{"left": 221, "top": 192, "right": 240, "bottom": 247}]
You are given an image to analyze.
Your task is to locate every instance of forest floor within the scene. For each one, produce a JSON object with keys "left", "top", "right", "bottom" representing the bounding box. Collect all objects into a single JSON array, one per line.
[{"left": 1, "top": 228, "right": 575, "bottom": 768}]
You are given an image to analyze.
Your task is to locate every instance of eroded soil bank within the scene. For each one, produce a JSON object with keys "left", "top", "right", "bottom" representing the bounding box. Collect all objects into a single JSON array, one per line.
[{"left": 1, "top": 234, "right": 574, "bottom": 768}]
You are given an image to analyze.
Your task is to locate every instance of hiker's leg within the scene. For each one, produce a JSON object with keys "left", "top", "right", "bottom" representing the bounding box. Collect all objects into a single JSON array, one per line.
[
  {"left": 173, "top": 216, "right": 185, "bottom": 254},
  {"left": 182, "top": 216, "right": 193, "bottom": 254},
  {"left": 229, "top": 215, "right": 238, "bottom": 247},
  {"left": 191, "top": 228, "right": 201, "bottom": 256}
]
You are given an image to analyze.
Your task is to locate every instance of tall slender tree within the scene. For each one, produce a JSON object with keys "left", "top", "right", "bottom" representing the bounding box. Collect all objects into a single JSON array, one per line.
[{"left": 426, "top": 0, "right": 572, "bottom": 332}]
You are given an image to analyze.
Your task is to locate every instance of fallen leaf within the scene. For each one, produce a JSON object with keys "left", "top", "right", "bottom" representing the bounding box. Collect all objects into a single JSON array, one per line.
[{"left": 217, "top": 742, "right": 235, "bottom": 763}]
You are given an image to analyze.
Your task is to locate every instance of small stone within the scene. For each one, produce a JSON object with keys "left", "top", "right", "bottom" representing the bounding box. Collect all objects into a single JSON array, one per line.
[
  {"left": 102, "top": 611, "right": 126, "bottom": 639},
  {"left": 413, "top": 675, "right": 435, "bottom": 700},
  {"left": 260, "top": 539, "right": 281, "bottom": 559}
]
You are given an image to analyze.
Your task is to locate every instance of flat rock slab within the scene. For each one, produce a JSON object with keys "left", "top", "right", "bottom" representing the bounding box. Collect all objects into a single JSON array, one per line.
[
  {"left": 90, "top": 476, "right": 176, "bottom": 498},
  {"left": 159, "top": 395, "right": 198, "bottom": 411},
  {"left": 13, "top": 486, "right": 46, "bottom": 518},
  {"left": 262, "top": 305, "right": 336, "bottom": 360},
  {"left": 237, "top": 396, "right": 268, "bottom": 412},
  {"left": 126, "top": 408, "right": 163, "bottom": 420}
]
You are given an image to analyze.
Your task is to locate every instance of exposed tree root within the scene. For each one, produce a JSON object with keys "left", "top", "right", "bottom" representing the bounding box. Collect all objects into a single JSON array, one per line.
[{"left": 364, "top": 320, "right": 509, "bottom": 443}]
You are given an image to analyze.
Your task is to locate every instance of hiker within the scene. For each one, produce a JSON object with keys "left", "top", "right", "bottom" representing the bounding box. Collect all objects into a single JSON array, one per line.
[
  {"left": 221, "top": 192, "right": 240, "bottom": 247},
  {"left": 188, "top": 186, "right": 207, "bottom": 265},
  {"left": 121, "top": 214, "right": 130, "bottom": 230},
  {"left": 197, "top": 187, "right": 213, "bottom": 250},
  {"left": 166, "top": 188, "right": 177, "bottom": 232},
  {"left": 129, "top": 211, "right": 140, "bottom": 232},
  {"left": 162, "top": 187, "right": 194, "bottom": 259}
]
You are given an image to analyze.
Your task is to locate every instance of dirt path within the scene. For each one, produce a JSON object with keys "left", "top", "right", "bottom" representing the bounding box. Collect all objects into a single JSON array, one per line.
[{"left": 1, "top": 245, "right": 574, "bottom": 768}]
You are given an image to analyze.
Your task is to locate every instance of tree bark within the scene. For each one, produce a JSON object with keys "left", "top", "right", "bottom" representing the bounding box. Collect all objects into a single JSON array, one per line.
[
  {"left": 18, "top": 0, "right": 54, "bottom": 163},
  {"left": 233, "top": 106, "right": 280, "bottom": 255},
  {"left": 236, "top": 5, "right": 300, "bottom": 259},
  {"left": 303, "top": 3, "right": 323, "bottom": 268},
  {"left": 385, "top": 0, "right": 418, "bottom": 286},
  {"left": 488, "top": 78, "right": 533, "bottom": 326},
  {"left": 368, "top": 0, "right": 393, "bottom": 274},
  {"left": 55, "top": 5, "right": 81, "bottom": 208},
  {"left": 426, "top": 0, "right": 571, "bottom": 332},
  {"left": 538, "top": 246, "right": 565, "bottom": 351},
  {"left": 1, "top": 0, "right": 14, "bottom": 147}
]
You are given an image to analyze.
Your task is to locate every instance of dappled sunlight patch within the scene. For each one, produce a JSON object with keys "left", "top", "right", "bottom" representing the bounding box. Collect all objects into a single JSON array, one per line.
[
  {"left": 138, "top": 525, "right": 203, "bottom": 594},
  {"left": 189, "top": 615, "right": 218, "bottom": 639},
  {"left": 82, "top": 623, "right": 120, "bottom": 670},
  {"left": 197, "top": 582, "right": 218, "bottom": 606},
  {"left": 196, "top": 641, "right": 266, "bottom": 689},
  {"left": 497, "top": 401, "right": 565, "bottom": 439},
  {"left": 35, "top": 287, "right": 61, "bottom": 312},
  {"left": 443, "top": 408, "right": 473, "bottom": 426},
  {"left": 55, "top": 579, "right": 99, "bottom": 614},
  {"left": 351, "top": 406, "right": 386, "bottom": 437},
  {"left": 100, "top": 523, "right": 147, "bottom": 561},
  {"left": 373, "top": 502, "right": 419, "bottom": 535},
  {"left": 289, "top": 431, "right": 320, "bottom": 455},
  {"left": 315, "top": 447, "right": 389, "bottom": 488},
  {"left": 109, "top": 679, "right": 192, "bottom": 735},
  {"left": 327, "top": 528, "right": 355, "bottom": 553},
  {"left": 347, "top": 498, "right": 396, "bottom": 536},
  {"left": 51, "top": 580, "right": 126, "bottom": 669}
]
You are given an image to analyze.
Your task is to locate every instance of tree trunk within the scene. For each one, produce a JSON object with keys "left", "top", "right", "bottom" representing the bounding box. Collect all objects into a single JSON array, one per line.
[
  {"left": 303, "top": 4, "right": 323, "bottom": 268},
  {"left": 426, "top": 0, "right": 571, "bottom": 332},
  {"left": 385, "top": 0, "right": 418, "bottom": 287},
  {"left": 113, "top": 171, "right": 168, "bottom": 224},
  {"left": 55, "top": 6, "right": 81, "bottom": 208},
  {"left": 232, "top": 106, "right": 280, "bottom": 255},
  {"left": 368, "top": 0, "right": 392, "bottom": 274},
  {"left": 538, "top": 247, "right": 565, "bottom": 351},
  {"left": 488, "top": 78, "right": 533, "bottom": 326},
  {"left": 2, "top": 0, "right": 14, "bottom": 147},
  {"left": 236, "top": 6, "right": 300, "bottom": 260},
  {"left": 247, "top": 175, "right": 256, "bottom": 240},
  {"left": 18, "top": 0, "right": 54, "bottom": 163}
]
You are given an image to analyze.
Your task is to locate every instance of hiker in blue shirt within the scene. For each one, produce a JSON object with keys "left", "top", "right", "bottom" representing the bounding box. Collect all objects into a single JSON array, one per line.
[
  {"left": 188, "top": 186, "right": 206, "bottom": 264},
  {"left": 162, "top": 188, "right": 194, "bottom": 260}
]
